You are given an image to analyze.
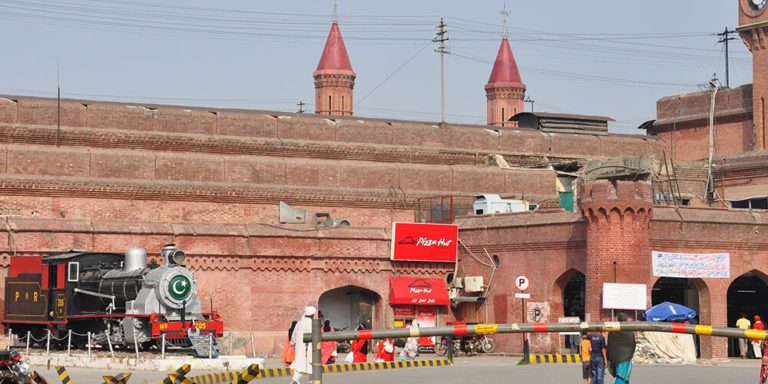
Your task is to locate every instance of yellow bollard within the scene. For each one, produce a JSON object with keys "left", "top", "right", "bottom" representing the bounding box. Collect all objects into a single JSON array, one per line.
[
  {"left": 231, "top": 364, "right": 260, "bottom": 384},
  {"left": 160, "top": 365, "right": 191, "bottom": 384},
  {"left": 165, "top": 374, "right": 193, "bottom": 384},
  {"left": 104, "top": 373, "right": 132, "bottom": 384},
  {"left": 32, "top": 371, "right": 50, "bottom": 384},
  {"left": 55, "top": 366, "right": 73, "bottom": 384}
]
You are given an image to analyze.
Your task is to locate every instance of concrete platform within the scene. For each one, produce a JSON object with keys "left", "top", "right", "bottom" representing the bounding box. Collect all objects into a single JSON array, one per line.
[{"left": 26, "top": 354, "right": 265, "bottom": 372}]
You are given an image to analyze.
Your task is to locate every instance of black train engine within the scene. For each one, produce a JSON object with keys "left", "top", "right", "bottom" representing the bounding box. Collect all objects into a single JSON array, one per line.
[{"left": 3, "top": 245, "right": 223, "bottom": 348}]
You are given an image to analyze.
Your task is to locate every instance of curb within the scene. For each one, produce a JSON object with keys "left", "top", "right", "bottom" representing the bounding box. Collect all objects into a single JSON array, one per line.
[
  {"left": 530, "top": 354, "right": 581, "bottom": 364},
  {"left": 190, "top": 360, "right": 453, "bottom": 382}
]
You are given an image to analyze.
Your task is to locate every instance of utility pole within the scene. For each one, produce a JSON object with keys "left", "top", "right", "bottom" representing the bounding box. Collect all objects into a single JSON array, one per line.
[
  {"left": 707, "top": 74, "right": 719, "bottom": 204},
  {"left": 716, "top": 27, "right": 737, "bottom": 88},
  {"left": 56, "top": 60, "right": 61, "bottom": 148},
  {"left": 297, "top": 100, "right": 306, "bottom": 114},
  {"left": 524, "top": 96, "right": 535, "bottom": 113},
  {"left": 433, "top": 17, "right": 449, "bottom": 124}
]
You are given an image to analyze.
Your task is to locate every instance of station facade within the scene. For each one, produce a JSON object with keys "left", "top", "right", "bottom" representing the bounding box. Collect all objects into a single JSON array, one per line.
[{"left": 0, "top": 0, "right": 766, "bottom": 360}]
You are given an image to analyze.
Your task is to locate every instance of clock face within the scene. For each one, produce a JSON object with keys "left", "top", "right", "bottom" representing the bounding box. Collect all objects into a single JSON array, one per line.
[{"left": 751, "top": 0, "right": 766, "bottom": 11}]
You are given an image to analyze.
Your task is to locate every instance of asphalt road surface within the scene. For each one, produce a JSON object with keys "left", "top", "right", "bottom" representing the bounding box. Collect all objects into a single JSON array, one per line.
[{"left": 30, "top": 357, "right": 763, "bottom": 383}]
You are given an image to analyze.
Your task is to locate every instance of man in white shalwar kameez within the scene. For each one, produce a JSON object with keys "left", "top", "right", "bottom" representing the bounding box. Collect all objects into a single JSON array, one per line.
[{"left": 290, "top": 306, "right": 316, "bottom": 384}]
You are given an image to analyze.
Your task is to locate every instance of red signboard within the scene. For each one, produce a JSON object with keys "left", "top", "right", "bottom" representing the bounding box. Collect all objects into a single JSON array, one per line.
[
  {"left": 390, "top": 223, "right": 458, "bottom": 263},
  {"left": 389, "top": 277, "right": 450, "bottom": 306},
  {"left": 392, "top": 305, "right": 416, "bottom": 318},
  {"left": 417, "top": 306, "right": 437, "bottom": 347}
]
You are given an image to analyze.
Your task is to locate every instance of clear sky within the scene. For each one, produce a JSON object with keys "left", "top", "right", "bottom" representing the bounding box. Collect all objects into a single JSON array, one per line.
[{"left": 0, "top": 0, "right": 751, "bottom": 134}]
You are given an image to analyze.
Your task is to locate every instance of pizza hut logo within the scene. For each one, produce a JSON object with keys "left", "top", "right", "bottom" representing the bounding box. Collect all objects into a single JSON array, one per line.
[
  {"left": 408, "top": 279, "right": 433, "bottom": 294},
  {"left": 398, "top": 236, "right": 453, "bottom": 248}
]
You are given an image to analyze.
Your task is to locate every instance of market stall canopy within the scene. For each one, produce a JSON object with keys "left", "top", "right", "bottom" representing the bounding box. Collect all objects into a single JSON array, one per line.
[
  {"left": 643, "top": 301, "right": 696, "bottom": 322},
  {"left": 388, "top": 277, "right": 450, "bottom": 306}
]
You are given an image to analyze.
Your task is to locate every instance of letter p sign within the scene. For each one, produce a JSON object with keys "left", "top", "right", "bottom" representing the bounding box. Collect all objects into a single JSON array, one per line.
[{"left": 515, "top": 275, "right": 529, "bottom": 291}]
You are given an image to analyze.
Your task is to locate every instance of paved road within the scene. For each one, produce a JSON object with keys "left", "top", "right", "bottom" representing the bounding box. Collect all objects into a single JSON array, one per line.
[{"left": 30, "top": 356, "right": 763, "bottom": 383}]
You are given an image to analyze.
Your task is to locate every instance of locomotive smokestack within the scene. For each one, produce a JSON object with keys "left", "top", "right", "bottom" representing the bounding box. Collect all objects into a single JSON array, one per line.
[{"left": 124, "top": 247, "right": 147, "bottom": 271}]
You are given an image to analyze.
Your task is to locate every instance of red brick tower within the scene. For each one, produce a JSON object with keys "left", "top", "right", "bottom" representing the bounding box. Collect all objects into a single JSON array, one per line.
[
  {"left": 739, "top": 0, "right": 768, "bottom": 150},
  {"left": 485, "top": 35, "right": 525, "bottom": 127},
  {"left": 578, "top": 180, "right": 653, "bottom": 321},
  {"left": 314, "top": 16, "right": 356, "bottom": 116}
]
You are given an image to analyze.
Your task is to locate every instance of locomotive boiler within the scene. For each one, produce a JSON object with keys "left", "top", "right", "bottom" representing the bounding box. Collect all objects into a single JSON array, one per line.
[{"left": 3, "top": 244, "right": 223, "bottom": 349}]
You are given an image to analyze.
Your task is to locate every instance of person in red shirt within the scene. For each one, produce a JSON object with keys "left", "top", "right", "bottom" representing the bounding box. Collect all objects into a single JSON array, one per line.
[
  {"left": 375, "top": 327, "right": 395, "bottom": 363},
  {"left": 755, "top": 316, "right": 765, "bottom": 330},
  {"left": 351, "top": 324, "right": 369, "bottom": 363}
]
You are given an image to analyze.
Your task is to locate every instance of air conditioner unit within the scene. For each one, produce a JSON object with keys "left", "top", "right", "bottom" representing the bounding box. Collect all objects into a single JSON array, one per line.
[{"left": 464, "top": 276, "right": 485, "bottom": 292}]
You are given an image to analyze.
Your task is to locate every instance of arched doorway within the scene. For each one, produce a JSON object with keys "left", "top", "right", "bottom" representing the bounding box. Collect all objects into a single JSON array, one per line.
[
  {"left": 651, "top": 277, "right": 700, "bottom": 313},
  {"left": 727, "top": 271, "right": 768, "bottom": 357},
  {"left": 651, "top": 277, "right": 703, "bottom": 357},
  {"left": 554, "top": 270, "right": 585, "bottom": 351},
  {"left": 563, "top": 272, "right": 585, "bottom": 320},
  {"left": 319, "top": 286, "right": 381, "bottom": 331}
]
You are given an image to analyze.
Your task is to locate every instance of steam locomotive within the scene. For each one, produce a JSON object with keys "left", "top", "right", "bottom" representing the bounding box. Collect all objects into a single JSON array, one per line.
[{"left": 2, "top": 245, "right": 223, "bottom": 349}]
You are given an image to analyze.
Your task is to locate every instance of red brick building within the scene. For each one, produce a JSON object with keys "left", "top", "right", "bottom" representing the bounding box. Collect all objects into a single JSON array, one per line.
[{"left": 0, "top": 1, "right": 767, "bottom": 361}]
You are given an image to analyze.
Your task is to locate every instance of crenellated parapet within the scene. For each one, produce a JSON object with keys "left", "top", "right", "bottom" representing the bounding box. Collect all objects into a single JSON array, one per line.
[{"left": 579, "top": 180, "right": 653, "bottom": 227}]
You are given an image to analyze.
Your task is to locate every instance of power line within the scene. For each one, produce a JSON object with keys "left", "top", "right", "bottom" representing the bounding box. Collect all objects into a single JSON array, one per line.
[{"left": 355, "top": 40, "right": 434, "bottom": 107}]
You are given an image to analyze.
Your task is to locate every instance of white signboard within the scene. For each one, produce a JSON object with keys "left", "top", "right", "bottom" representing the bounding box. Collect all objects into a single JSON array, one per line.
[
  {"left": 602, "top": 283, "right": 647, "bottom": 310},
  {"left": 652, "top": 251, "right": 730, "bottom": 278},
  {"left": 515, "top": 276, "right": 529, "bottom": 291},
  {"left": 514, "top": 293, "right": 531, "bottom": 299}
]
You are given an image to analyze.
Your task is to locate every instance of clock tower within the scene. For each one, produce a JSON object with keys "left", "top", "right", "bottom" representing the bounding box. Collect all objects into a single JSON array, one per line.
[{"left": 738, "top": 0, "right": 768, "bottom": 150}]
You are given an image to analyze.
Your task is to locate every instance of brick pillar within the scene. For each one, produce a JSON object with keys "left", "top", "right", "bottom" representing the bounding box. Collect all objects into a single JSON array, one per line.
[{"left": 578, "top": 180, "right": 653, "bottom": 321}]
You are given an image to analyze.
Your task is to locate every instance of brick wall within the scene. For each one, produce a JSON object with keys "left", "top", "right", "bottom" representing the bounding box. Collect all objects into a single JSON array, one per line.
[
  {"left": 0, "top": 95, "right": 660, "bottom": 160},
  {"left": 655, "top": 85, "right": 753, "bottom": 160}
]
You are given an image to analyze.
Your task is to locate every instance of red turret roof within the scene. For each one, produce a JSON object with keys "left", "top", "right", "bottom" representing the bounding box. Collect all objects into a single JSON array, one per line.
[
  {"left": 485, "top": 37, "right": 525, "bottom": 90},
  {"left": 314, "top": 22, "right": 356, "bottom": 77}
]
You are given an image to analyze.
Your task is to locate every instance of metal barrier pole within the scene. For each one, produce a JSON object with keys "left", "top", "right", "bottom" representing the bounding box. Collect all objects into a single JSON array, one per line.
[
  {"left": 133, "top": 331, "right": 139, "bottom": 361},
  {"left": 45, "top": 330, "right": 50, "bottom": 358},
  {"left": 229, "top": 332, "right": 233, "bottom": 356},
  {"left": 161, "top": 334, "right": 166, "bottom": 360},
  {"left": 87, "top": 332, "right": 92, "bottom": 359},
  {"left": 446, "top": 336, "right": 454, "bottom": 363},
  {"left": 208, "top": 333, "right": 213, "bottom": 359},
  {"left": 106, "top": 332, "right": 114, "bottom": 358},
  {"left": 25, "top": 331, "right": 30, "bottom": 357},
  {"left": 67, "top": 330, "right": 71, "bottom": 357},
  {"left": 250, "top": 333, "right": 255, "bottom": 358},
  {"left": 7, "top": 328, "right": 11, "bottom": 351},
  {"left": 311, "top": 318, "right": 322, "bottom": 384}
]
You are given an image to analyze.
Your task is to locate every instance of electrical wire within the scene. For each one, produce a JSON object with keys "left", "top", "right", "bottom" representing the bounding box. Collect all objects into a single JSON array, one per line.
[{"left": 355, "top": 40, "right": 433, "bottom": 107}]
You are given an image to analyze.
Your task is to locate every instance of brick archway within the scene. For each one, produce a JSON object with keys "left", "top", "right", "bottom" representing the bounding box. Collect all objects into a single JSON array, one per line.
[
  {"left": 727, "top": 270, "right": 768, "bottom": 357},
  {"left": 318, "top": 285, "right": 383, "bottom": 331}
]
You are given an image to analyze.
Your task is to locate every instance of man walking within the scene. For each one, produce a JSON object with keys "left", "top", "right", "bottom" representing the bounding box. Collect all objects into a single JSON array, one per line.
[
  {"left": 737, "top": 313, "right": 751, "bottom": 359},
  {"left": 588, "top": 331, "right": 608, "bottom": 384},
  {"left": 607, "top": 313, "right": 637, "bottom": 384},
  {"left": 580, "top": 333, "right": 592, "bottom": 384},
  {"left": 290, "top": 306, "right": 316, "bottom": 384}
]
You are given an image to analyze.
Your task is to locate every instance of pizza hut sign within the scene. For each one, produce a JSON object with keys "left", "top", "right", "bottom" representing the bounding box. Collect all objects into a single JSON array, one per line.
[{"left": 390, "top": 223, "right": 458, "bottom": 263}]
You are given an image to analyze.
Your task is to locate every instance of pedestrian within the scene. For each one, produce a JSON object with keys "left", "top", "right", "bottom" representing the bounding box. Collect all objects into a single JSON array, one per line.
[
  {"left": 579, "top": 333, "right": 592, "bottom": 384},
  {"left": 321, "top": 320, "right": 338, "bottom": 364},
  {"left": 375, "top": 327, "right": 395, "bottom": 363},
  {"left": 754, "top": 316, "right": 765, "bottom": 359},
  {"left": 737, "top": 313, "right": 752, "bottom": 359},
  {"left": 289, "top": 306, "right": 316, "bottom": 384},
  {"left": 760, "top": 339, "right": 768, "bottom": 384},
  {"left": 588, "top": 330, "right": 607, "bottom": 384},
  {"left": 282, "top": 320, "right": 298, "bottom": 368},
  {"left": 399, "top": 320, "right": 420, "bottom": 361},
  {"left": 607, "top": 313, "right": 636, "bottom": 384},
  {"left": 351, "top": 324, "right": 369, "bottom": 363}
]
